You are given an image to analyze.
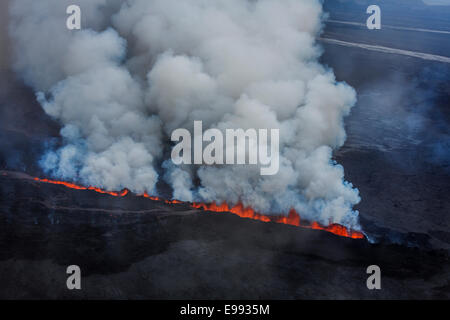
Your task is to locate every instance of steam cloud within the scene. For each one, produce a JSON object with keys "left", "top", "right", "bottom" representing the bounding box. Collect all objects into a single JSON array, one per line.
[{"left": 9, "top": 0, "right": 361, "bottom": 228}]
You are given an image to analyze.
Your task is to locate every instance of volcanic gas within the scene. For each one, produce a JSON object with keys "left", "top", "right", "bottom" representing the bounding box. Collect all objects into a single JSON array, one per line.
[{"left": 33, "top": 177, "right": 365, "bottom": 240}]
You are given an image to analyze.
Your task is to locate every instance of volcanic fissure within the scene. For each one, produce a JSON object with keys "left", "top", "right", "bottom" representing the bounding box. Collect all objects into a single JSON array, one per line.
[{"left": 33, "top": 176, "right": 365, "bottom": 240}]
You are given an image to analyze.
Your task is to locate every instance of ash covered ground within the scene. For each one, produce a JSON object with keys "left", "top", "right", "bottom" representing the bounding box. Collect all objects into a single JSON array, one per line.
[
  {"left": 0, "top": 0, "right": 449, "bottom": 299},
  {"left": 0, "top": 170, "right": 449, "bottom": 299}
]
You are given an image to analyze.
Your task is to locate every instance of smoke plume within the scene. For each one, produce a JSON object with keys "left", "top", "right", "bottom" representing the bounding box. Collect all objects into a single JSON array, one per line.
[{"left": 9, "top": 0, "right": 361, "bottom": 228}]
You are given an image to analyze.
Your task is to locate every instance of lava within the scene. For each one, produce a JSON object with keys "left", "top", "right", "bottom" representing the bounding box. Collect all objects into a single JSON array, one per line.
[
  {"left": 34, "top": 178, "right": 129, "bottom": 197},
  {"left": 33, "top": 177, "right": 365, "bottom": 239},
  {"left": 192, "top": 202, "right": 364, "bottom": 239}
]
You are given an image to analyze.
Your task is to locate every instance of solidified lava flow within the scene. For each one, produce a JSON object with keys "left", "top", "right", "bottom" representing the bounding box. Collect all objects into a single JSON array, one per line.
[{"left": 33, "top": 177, "right": 365, "bottom": 239}]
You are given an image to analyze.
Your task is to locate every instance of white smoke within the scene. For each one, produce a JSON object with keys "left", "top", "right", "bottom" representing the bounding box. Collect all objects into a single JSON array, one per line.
[{"left": 9, "top": 0, "right": 361, "bottom": 229}]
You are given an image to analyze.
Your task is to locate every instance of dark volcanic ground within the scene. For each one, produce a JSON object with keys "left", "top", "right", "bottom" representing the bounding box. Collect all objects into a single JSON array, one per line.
[
  {"left": 0, "top": 1, "right": 449, "bottom": 299},
  {"left": 0, "top": 171, "right": 449, "bottom": 299},
  {"left": 321, "top": 30, "right": 450, "bottom": 251}
]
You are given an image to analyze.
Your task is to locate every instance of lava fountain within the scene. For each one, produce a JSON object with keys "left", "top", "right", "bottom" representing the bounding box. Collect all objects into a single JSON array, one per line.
[{"left": 33, "top": 177, "right": 365, "bottom": 239}]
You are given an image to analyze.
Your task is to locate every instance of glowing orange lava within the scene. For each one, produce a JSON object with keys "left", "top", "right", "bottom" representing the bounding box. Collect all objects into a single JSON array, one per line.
[
  {"left": 192, "top": 202, "right": 364, "bottom": 239},
  {"left": 33, "top": 177, "right": 365, "bottom": 239},
  {"left": 34, "top": 178, "right": 129, "bottom": 197}
]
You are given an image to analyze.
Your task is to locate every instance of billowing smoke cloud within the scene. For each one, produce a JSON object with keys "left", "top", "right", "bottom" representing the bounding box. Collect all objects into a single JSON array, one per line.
[{"left": 9, "top": 0, "right": 361, "bottom": 228}]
